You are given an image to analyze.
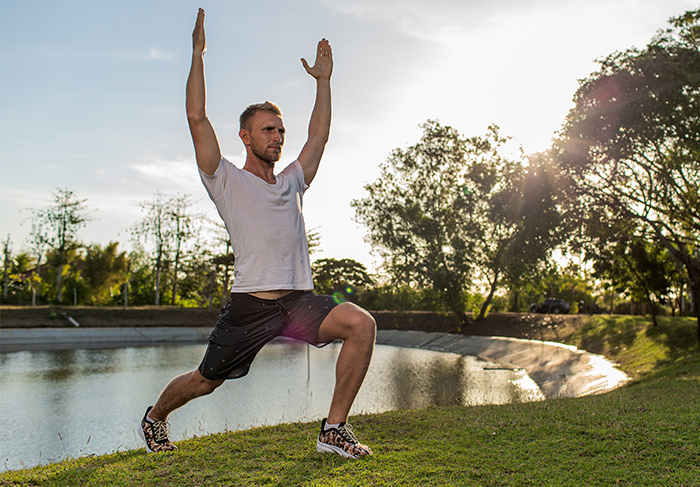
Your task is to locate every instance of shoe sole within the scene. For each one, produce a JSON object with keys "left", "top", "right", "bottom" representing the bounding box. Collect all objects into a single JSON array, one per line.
[
  {"left": 138, "top": 423, "right": 157, "bottom": 454},
  {"left": 316, "top": 439, "right": 363, "bottom": 459}
]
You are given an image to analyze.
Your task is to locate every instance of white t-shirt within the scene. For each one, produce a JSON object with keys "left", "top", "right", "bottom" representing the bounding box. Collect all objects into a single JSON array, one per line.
[{"left": 199, "top": 157, "right": 313, "bottom": 293}]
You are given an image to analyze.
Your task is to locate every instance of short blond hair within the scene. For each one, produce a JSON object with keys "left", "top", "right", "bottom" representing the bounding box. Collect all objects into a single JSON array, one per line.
[{"left": 239, "top": 101, "right": 283, "bottom": 130}]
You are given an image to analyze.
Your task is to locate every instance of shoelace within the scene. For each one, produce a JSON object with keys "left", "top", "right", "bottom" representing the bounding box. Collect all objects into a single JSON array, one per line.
[
  {"left": 337, "top": 423, "right": 359, "bottom": 444},
  {"left": 151, "top": 421, "right": 172, "bottom": 443}
]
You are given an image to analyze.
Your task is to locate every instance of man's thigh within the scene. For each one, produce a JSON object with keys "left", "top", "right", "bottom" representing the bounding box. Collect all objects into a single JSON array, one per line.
[
  {"left": 314, "top": 302, "right": 376, "bottom": 343},
  {"left": 199, "top": 293, "right": 285, "bottom": 380}
]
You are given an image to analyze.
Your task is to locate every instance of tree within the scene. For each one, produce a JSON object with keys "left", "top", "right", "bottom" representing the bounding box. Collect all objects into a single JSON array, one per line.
[
  {"left": 558, "top": 9, "right": 700, "bottom": 341},
  {"left": 82, "top": 242, "right": 129, "bottom": 305},
  {"left": 353, "top": 121, "right": 564, "bottom": 323},
  {"left": 2, "top": 235, "right": 11, "bottom": 301},
  {"left": 131, "top": 192, "right": 171, "bottom": 305},
  {"left": 124, "top": 246, "right": 156, "bottom": 306},
  {"left": 177, "top": 243, "right": 220, "bottom": 309},
  {"left": 353, "top": 120, "right": 478, "bottom": 323},
  {"left": 464, "top": 140, "right": 568, "bottom": 320},
  {"left": 131, "top": 192, "right": 200, "bottom": 306},
  {"left": 27, "top": 189, "right": 90, "bottom": 303},
  {"left": 168, "top": 193, "right": 202, "bottom": 305},
  {"left": 312, "top": 258, "right": 374, "bottom": 303}
]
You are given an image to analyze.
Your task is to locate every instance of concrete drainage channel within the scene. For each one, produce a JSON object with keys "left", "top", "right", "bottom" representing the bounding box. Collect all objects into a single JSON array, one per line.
[
  {"left": 375, "top": 330, "right": 629, "bottom": 399},
  {"left": 0, "top": 327, "right": 629, "bottom": 399}
]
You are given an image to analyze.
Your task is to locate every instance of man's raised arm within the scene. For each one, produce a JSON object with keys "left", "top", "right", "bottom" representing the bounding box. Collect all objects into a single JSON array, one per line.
[
  {"left": 186, "top": 8, "right": 221, "bottom": 176},
  {"left": 298, "top": 39, "right": 333, "bottom": 185}
]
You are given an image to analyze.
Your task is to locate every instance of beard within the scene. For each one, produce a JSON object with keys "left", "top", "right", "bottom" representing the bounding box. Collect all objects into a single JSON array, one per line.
[{"left": 251, "top": 142, "right": 282, "bottom": 164}]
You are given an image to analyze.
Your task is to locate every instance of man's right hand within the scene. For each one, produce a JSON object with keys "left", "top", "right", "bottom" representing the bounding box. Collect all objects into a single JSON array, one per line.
[
  {"left": 187, "top": 7, "right": 221, "bottom": 176},
  {"left": 192, "top": 8, "right": 206, "bottom": 55}
]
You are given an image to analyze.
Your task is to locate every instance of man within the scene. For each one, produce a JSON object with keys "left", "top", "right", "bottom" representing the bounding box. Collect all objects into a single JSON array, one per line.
[{"left": 138, "top": 8, "right": 376, "bottom": 459}]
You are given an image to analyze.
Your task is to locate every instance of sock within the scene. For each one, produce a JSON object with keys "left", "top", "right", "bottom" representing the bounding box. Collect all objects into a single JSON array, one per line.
[
  {"left": 324, "top": 421, "right": 341, "bottom": 431},
  {"left": 146, "top": 413, "right": 156, "bottom": 424}
]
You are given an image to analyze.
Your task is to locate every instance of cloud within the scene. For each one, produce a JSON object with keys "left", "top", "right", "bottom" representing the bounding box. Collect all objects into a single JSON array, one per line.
[
  {"left": 320, "top": 0, "right": 522, "bottom": 42},
  {"left": 106, "top": 47, "right": 175, "bottom": 61},
  {"left": 27, "top": 45, "right": 175, "bottom": 61},
  {"left": 128, "top": 158, "right": 197, "bottom": 190},
  {"left": 141, "top": 47, "right": 175, "bottom": 61}
]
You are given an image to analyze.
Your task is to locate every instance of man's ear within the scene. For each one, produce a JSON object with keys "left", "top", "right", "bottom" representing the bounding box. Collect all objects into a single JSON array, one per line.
[{"left": 239, "top": 128, "right": 250, "bottom": 145}]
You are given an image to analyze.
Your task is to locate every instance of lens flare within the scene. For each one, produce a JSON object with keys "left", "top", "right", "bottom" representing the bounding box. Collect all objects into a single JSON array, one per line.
[{"left": 332, "top": 291, "right": 346, "bottom": 304}]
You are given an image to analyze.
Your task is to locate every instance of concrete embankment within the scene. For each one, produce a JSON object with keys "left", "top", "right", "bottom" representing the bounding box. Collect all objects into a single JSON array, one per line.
[{"left": 0, "top": 326, "right": 628, "bottom": 400}]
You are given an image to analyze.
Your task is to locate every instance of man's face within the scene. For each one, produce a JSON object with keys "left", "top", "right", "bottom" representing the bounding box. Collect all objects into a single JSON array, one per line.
[{"left": 245, "top": 112, "right": 285, "bottom": 164}]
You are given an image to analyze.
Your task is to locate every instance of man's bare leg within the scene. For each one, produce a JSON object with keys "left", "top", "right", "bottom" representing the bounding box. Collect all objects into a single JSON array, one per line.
[
  {"left": 314, "top": 302, "right": 376, "bottom": 458},
  {"left": 149, "top": 369, "right": 224, "bottom": 421},
  {"left": 315, "top": 302, "right": 376, "bottom": 423}
]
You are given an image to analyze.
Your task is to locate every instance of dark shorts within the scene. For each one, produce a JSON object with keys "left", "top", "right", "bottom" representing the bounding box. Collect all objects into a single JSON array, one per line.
[{"left": 198, "top": 291, "right": 339, "bottom": 380}]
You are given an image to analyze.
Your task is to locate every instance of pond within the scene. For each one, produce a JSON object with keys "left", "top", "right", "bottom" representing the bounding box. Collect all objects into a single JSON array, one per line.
[{"left": 0, "top": 339, "right": 543, "bottom": 470}]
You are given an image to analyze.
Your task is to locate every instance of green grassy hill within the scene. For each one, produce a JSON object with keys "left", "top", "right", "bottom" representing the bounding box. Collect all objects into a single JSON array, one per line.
[{"left": 2, "top": 315, "right": 698, "bottom": 486}]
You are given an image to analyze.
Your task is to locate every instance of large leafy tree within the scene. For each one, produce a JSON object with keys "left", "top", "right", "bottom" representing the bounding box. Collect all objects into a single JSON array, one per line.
[
  {"left": 168, "top": 193, "right": 202, "bottom": 305},
  {"left": 131, "top": 192, "right": 172, "bottom": 305},
  {"left": 82, "top": 242, "right": 129, "bottom": 305},
  {"left": 467, "top": 142, "right": 568, "bottom": 320},
  {"left": 312, "top": 258, "right": 374, "bottom": 303},
  {"left": 558, "top": 9, "right": 700, "bottom": 341},
  {"left": 353, "top": 121, "right": 563, "bottom": 323},
  {"left": 131, "top": 192, "right": 201, "bottom": 305},
  {"left": 28, "top": 188, "right": 90, "bottom": 303},
  {"left": 353, "top": 121, "right": 478, "bottom": 323}
]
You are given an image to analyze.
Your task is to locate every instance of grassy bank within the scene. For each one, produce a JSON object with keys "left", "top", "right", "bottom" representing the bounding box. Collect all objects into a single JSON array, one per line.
[
  {"left": 556, "top": 315, "right": 699, "bottom": 379},
  {"left": 2, "top": 316, "right": 699, "bottom": 486}
]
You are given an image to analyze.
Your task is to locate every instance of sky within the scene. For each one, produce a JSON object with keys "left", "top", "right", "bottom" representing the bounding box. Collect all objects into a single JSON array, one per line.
[{"left": 0, "top": 0, "right": 696, "bottom": 271}]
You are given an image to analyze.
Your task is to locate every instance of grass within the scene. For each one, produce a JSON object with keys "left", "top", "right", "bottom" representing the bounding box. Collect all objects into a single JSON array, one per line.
[
  {"left": 2, "top": 316, "right": 699, "bottom": 486},
  {"left": 559, "top": 315, "right": 699, "bottom": 378}
]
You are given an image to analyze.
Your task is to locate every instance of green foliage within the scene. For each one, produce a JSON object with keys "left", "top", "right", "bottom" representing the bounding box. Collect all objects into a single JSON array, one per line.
[
  {"left": 312, "top": 257, "right": 374, "bottom": 304},
  {"left": 82, "top": 242, "right": 129, "bottom": 305},
  {"left": 130, "top": 192, "right": 204, "bottom": 306},
  {"left": 27, "top": 188, "right": 91, "bottom": 303},
  {"left": 559, "top": 8, "right": 700, "bottom": 337},
  {"left": 354, "top": 121, "right": 565, "bottom": 323},
  {"left": 177, "top": 245, "right": 222, "bottom": 310},
  {"left": 353, "top": 120, "right": 475, "bottom": 321}
]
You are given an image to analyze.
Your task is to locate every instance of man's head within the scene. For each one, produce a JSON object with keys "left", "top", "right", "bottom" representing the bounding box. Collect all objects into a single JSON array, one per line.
[
  {"left": 239, "top": 101, "right": 286, "bottom": 164},
  {"left": 239, "top": 101, "right": 283, "bottom": 131}
]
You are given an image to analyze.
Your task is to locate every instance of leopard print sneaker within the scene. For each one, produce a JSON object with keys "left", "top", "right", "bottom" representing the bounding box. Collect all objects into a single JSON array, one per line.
[
  {"left": 139, "top": 406, "right": 178, "bottom": 453},
  {"left": 316, "top": 418, "right": 373, "bottom": 459}
]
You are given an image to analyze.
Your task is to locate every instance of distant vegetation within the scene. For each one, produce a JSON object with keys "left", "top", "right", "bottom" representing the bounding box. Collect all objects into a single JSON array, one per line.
[{"left": 2, "top": 9, "right": 698, "bottom": 343}]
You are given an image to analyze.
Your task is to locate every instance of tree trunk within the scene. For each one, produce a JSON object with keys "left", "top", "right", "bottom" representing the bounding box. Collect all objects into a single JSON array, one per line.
[
  {"left": 171, "top": 241, "right": 181, "bottom": 306},
  {"left": 2, "top": 236, "right": 10, "bottom": 301},
  {"left": 644, "top": 292, "right": 659, "bottom": 327},
  {"left": 510, "top": 289, "right": 520, "bottom": 312},
  {"left": 477, "top": 270, "right": 499, "bottom": 321},
  {"left": 170, "top": 256, "right": 178, "bottom": 306},
  {"left": 2, "top": 269, "right": 8, "bottom": 301},
  {"left": 688, "top": 273, "right": 700, "bottom": 346},
  {"left": 154, "top": 253, "right": 161, "bottom": 306},
  {"left": 56, "top": 263, "right": 64, "bottom": 302}
]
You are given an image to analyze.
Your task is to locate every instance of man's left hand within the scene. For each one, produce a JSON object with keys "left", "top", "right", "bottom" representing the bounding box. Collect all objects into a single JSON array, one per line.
[{"left": 301, "top": 38, "right": 333, "bottom": 80}]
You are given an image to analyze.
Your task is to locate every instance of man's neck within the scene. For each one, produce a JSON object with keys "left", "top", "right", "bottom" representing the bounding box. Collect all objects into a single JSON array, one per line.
[{"left": 243, "top": 158, "right": 277, "bottom": 184}]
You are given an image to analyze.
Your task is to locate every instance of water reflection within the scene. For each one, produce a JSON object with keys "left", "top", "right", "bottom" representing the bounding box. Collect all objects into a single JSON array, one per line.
[{"left": 0, "top": 341, "right": 542, "bottom": 470}]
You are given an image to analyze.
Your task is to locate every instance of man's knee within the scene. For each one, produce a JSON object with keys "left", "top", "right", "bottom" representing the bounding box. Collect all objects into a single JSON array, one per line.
[
  {"left": 344, "top": 304, "right": 376, "bottom": 341},
  {"left": 318, "top": 303, "right": 376, "bottom": 343},
  {"left": 192, "top": 370, "right": 224, "bottom": 396}
]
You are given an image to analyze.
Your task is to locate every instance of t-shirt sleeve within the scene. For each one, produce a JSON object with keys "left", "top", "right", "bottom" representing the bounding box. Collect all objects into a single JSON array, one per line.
[
  {"left": 199, "top": 157, "right": 232, "bottom": 203},
  {"left": 281, "top": 160, "right": 309, "bottom": 194}
]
